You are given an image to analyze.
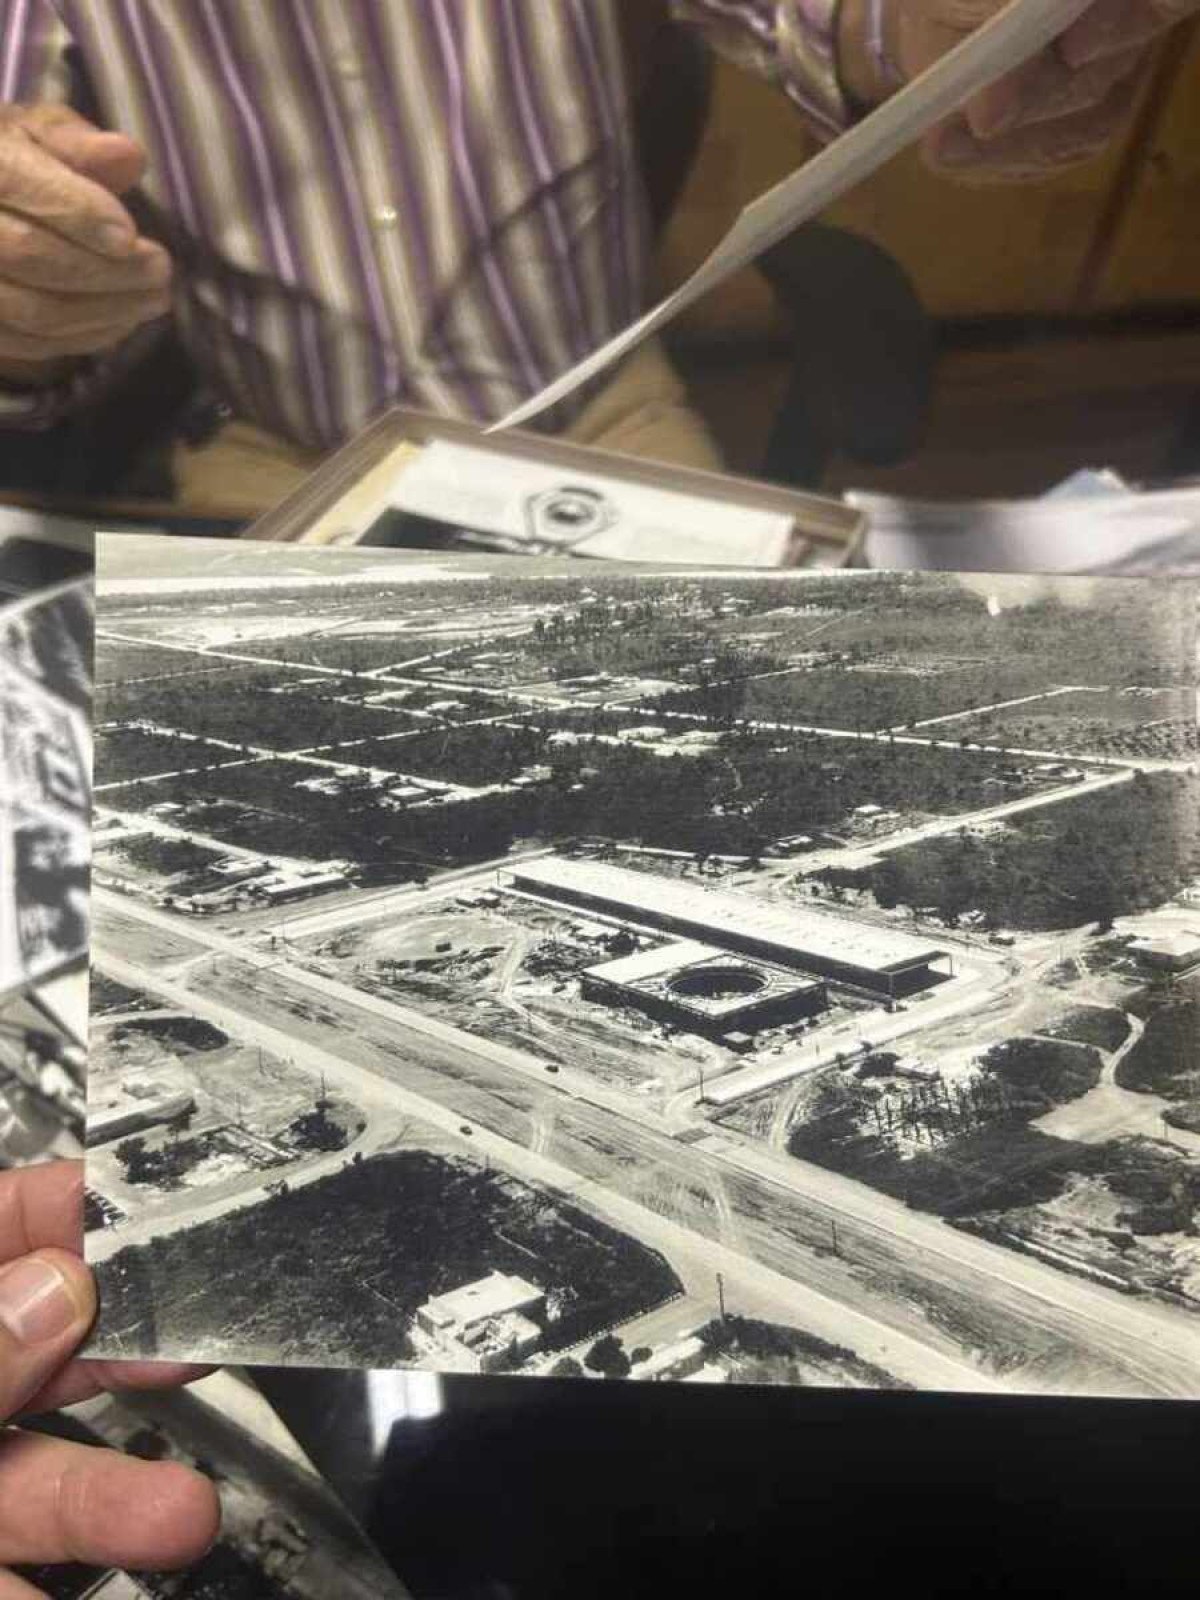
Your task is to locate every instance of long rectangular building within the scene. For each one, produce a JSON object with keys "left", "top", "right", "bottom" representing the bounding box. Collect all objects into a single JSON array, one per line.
[{"left": 507, "top": 856, "right": 951, "bottom": 998}]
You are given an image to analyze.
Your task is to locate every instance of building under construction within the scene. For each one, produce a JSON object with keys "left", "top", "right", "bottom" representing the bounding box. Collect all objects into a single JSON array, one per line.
[
  {"left": 581, "top": 939, "right": 827, "bottom": 1042},
  {"left": 507, "top": 856, "right": 952, "bottom": 1000}
]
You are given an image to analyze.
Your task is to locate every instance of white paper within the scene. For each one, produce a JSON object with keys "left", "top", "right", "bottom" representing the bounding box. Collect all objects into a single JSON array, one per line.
[
  {"left": 1042, "top": 468, "right": 1132, "bottom": 502},
  {"left": 856, "top": 485, "right": 1200, "bottom": 575},
  {"left": 496, "top": 0, "right": 1092, "bottom": 430},
  {"left": 387, "top": 437, "right": 797, "bottom": 565}
]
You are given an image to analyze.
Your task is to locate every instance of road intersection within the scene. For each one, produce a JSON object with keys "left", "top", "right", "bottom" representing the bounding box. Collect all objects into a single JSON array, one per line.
[
  {"left": 90, "top": 883, "right": 1200, "bottom": 1398},
  {"left": 89, "top": 602, "right": 1200, "bottom": 1394}
]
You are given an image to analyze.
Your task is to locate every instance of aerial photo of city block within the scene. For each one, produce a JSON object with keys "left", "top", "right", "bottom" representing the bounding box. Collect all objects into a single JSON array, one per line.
[{"left": 86, "top": 535, "right": 1200, "bottom": 1398}]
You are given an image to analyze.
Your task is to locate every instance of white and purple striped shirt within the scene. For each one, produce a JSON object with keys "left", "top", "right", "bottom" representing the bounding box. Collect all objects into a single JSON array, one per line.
[{"left": 0, "top": 1, "right": 846, "bottom": 448}]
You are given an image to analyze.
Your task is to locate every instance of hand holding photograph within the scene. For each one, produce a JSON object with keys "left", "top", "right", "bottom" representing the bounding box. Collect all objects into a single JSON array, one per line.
[{"left": 85, "top": 535, "right": 1200, "bottom": 1399}]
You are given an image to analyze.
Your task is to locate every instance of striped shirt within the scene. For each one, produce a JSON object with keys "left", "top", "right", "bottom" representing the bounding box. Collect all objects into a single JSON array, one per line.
[{"left": 0, "top": 1, "right": 845, "bottom": 449}]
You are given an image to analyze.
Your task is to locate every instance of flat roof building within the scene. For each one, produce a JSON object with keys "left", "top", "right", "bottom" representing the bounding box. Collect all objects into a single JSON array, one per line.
[
  {"left": 413, "top": 1272, "right": 546, "bottom": 1375},
  {"left": 631, "top": 1334, "right": 708, "bottom": 1382},
  {"left": 420, "top": 1272, "right": 544, "bottom": 1329},
  {"left": 582, "top": 940, "right": 827, "bottom": 1042},
  {"left": 508, "top": 857, "right": 951, "bottom": 998},
  {"left": 88, "top": 1089, "right": 195, "bottom": 1148},
  {"left": 258, "top": 869, "right": 347, "bottom": 905},
  {"left": 1129, "top": 929, "right": 1200, "bottom": 975}
]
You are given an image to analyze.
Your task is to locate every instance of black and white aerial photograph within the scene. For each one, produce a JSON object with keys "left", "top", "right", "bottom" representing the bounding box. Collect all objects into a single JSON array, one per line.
[
  {"left": 86, "top": 534, "right": 1200, "bottom": 1398},
  {"left": 0, "top": 546, "right": 93, "bottom": 1001}
]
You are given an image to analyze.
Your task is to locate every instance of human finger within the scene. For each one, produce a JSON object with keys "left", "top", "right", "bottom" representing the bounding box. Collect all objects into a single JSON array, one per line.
[
  {"left": 0, "top": 1568, "right": 45, "bottom": 1599},
  {"left": 21, "top": 1359, "right": 213, "bottom": 1419},
  {"left": 0, "top": 1164, "right": 83, "bottom": 1266},
  {"left": 0, "top": 278, "right": 171, "bottom": 360},
  {"left": 5, "top": 103, "right": 146, "bottom": 195},
  {"left": 926, "top": 77, "right": 1138, "bottom": 178},
  {"left": 0, "top": 1249, "right": 94, "bottom": 1422},
  {"left": 0, "top": 214, "right": 172, "bottom": 295},
  {"left": 0, "top": 120, "right": 139, "bottom": 257},
  {"left": 965, "top": 38, "right": 1147, "bottom": 138},
  {"left": 0, "top": 1430, "right": 219, "bottom": 1569},
  {"left": 1059, "top": 0, "right": 1200, "bottom": 67}
]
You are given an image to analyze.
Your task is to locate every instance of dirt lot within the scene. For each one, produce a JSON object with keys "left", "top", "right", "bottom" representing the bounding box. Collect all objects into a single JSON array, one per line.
[
  {"left": 90, "top": 972, "right": 157, "bottom": 1017},
  {"left": 91, "top": 1012, "right": 330, "bottom": 1135},
  {"left": 93, "top": 902, "right": 213, "bottom": 967},
  {"left": 294, "top": 898, "right": 734, "bottom": 1096},
  {"left": 94, "top": 831, "right": 232, "bottom": 900},
  {"left": 293, "top": 889, "right": 873, "bottom": 1100},
  {"left": 89, "top": 1010, "right": 360, "bottom": 1213},
  {"left": 965, "top": 1150, "right": 1200, "bottom": 1307}
]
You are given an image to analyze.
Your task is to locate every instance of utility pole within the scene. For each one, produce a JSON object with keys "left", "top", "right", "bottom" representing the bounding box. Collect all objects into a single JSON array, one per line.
[
  {"left": 831, "top": 1220, "right": 840, "bottom": 1257},
  {"left": 716, "top": 1272, "right": 726, "bottom": 1323},
  {"left": 697, "top": 1059, "right": 706, "bottom": 1103}
]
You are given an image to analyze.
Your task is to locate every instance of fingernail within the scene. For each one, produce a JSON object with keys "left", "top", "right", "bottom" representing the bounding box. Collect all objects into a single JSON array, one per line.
[
  {"left": 99, "top": 222, "right": 134, "bottom": 256},
  {"left": 0, "top": 1257, "right": 80, "bottom": 1345}
]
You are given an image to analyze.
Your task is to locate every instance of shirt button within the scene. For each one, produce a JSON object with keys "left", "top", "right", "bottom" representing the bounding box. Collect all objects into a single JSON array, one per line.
[{"left": 373, "top": 205, "right": 400, "bottom": 230}]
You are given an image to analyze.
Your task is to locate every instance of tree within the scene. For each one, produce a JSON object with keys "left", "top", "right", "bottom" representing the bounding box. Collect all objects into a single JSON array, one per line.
[
  {"left": 584, "top": 1333, "right": 631, "bottom": 1379},
  {"left": 290, "top": 1102, "right": 348, "bottom": 1153},
  {"left": 549, "top": 1356, "right": 583, "bottom": 1378},
  {"left": 116, "top": 1136, "right": 146, "bottom": 1168},
  {"left": 166, "top": 1107, "right": 194, "bottom": 1139}
]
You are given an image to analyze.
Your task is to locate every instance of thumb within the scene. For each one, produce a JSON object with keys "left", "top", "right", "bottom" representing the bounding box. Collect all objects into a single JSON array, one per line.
[
  {"left": 14, "top": 104, "right": 147, "bottom": 195},
  {"left": 0, "top": 1249, "right": 95, "bottom": 1419}
]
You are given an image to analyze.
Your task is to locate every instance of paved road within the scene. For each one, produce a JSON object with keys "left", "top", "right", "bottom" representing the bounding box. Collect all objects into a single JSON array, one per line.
[
  {"left": 95, "top": 715, "right": 481, "bottom": 798},
  {"left": 102, "top": 627, "right": 1195, "bottom": 774},
  {"left": 792, "top": 769, "right": 1137, "bottom": 876},
  {"left": 702, "top": 950, "right": 1005, "bottom": 1107},
  {"left": 645, "top": 706, "right": 1195, "bottom": 776},
  {"left": 250, "top": 850, "right": 555, "bottom": 943},
  {"left": 99, "top": 628, "right": 381, "bottom": 684},
  {"left": 91, "top": 941, "right": 990, "bottom": 1392},
  {"left": 91, "top": 891, "right": 1200, "bottom": 1398},
  {"left": 897, "top": 685, "right": 1101, "bottom": 733},
  {"left": 95, "top": 804, "right": 288, "bottom": 871}
]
